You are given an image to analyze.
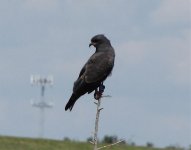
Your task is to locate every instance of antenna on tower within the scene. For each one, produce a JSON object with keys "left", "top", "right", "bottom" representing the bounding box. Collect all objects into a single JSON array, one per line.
[{"left": 30, "top": 75, "right": 54, "bottom": 138}]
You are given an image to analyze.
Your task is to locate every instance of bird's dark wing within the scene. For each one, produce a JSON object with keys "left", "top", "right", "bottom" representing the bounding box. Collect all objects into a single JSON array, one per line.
[
  {"left": 84, "top": 52, "right": 114, "bottom": 83},
  {"left": 73, "top": 51, "right": 114, "bottom": 93},
  {"left": 65, "top": 34, "right": 115, "bottom": 111},
  {"left": 78, "top": 64, "right": 86, "bottom": 78}
]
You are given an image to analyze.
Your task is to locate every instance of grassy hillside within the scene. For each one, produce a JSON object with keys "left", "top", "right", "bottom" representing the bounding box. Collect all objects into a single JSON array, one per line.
[{"left": 0, "top": 136, "right": 170, "bottom": 150}]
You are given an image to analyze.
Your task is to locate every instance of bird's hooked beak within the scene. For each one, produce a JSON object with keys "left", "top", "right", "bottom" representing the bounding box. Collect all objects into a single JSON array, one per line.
[{"left": 89, "top": 42, "right": 96, "bottom": 47}]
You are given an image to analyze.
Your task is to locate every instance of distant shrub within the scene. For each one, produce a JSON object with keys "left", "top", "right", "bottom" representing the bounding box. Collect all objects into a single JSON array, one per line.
[
  {"left": 102, "top": 135, "right": 118, "bottom": 144},
  {"left": 63, "top": 137, "right": 71, "bottom": 142},
  {"left": 119, "top": 139, "right": 126, "bottom": 145},
  {"left": 86, "top": 137, "right": 93, "bottom": 142},
  {"left": 129, "top": 141, "right": 136, "bottom": 146},
  {"left": 165, "top": 145, "right": 184, "bottom": 150},
  {"left": 146, "top": 142, "right": 154, "bottom": 148}
]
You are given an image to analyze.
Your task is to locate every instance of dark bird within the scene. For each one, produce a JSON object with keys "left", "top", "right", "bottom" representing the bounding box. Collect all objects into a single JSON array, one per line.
[{"left": 65, "top": 34, "right": 115, "bottom": 111}]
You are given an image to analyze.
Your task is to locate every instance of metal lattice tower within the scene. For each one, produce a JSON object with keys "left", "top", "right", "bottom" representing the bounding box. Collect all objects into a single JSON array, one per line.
[{"left": 30, "top": 75, "right": 54, "bottom": 138}]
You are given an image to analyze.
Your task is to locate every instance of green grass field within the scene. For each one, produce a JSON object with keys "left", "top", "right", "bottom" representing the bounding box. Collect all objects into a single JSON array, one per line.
[{"left": 0, "top": 136, "right": 182, "bottom": 150}]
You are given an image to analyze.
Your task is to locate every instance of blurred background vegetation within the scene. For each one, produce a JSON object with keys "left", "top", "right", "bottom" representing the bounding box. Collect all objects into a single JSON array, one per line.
[{"left": 0, "top": 135, "right": 187, "bottom": 150}]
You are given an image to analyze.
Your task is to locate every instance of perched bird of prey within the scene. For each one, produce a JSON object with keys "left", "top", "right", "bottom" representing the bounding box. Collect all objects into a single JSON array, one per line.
[{"left": 65, "top": 34, "right": 115, "bottom": 111}]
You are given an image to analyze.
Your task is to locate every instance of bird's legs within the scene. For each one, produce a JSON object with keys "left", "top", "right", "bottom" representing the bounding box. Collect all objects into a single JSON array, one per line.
[{"left": 94, "top": 83, "right": 105, "bottom": 100}]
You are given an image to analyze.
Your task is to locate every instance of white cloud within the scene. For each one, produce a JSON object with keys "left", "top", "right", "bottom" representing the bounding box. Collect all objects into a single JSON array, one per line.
[
  {"left": 150, "top": 0, "right": 190, "bottom": 25},
  {"left": 159, "top": 34, "right": 190, "bottom": 85},
  {"left": 117, "top": 40, "right": 151, "bottom": 65},
  {"left": 23, "top": 0, "right": 59, "bottom": 11},
  {"left": 117, "top": 29, "right": 190, "bottom": 86}
]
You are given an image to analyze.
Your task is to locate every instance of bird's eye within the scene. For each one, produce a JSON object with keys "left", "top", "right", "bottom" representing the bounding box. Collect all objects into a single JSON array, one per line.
[{"left": 93, "top": 39, "right": 99, "bottom": 43}]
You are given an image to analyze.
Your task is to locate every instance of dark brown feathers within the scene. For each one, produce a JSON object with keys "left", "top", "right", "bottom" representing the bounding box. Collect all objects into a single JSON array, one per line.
[{"left": 65, "top": 34, "right": 115, "bottom": 111}]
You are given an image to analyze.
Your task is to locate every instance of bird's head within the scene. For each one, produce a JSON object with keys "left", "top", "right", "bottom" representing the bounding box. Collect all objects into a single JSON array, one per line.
[{"left": 89, "top": 34, "right": 111, "bottom": 48}]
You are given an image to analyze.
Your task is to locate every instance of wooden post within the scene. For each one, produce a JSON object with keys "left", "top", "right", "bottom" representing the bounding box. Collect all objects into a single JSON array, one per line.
[
  {"left": 90, "top": 83, "right": 123, "bottom": 150},
  {"left": 93, "top": 98, "right": 102, "bottom": 150}
]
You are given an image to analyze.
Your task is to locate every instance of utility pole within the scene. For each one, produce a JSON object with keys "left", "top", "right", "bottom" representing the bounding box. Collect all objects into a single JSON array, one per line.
[{"left": 30, "top": 75, "right": 54, "bottom": 138}]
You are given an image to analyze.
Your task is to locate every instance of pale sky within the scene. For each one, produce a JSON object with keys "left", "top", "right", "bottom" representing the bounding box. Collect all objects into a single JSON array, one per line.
[{"left": 0, "top": 0, "right": 190, "bottom": 148}]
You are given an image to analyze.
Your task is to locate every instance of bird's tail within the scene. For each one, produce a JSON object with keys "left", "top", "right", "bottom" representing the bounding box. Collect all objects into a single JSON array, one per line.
[{"left": 65, "top": 94, "right": 80, "bottom": 111}]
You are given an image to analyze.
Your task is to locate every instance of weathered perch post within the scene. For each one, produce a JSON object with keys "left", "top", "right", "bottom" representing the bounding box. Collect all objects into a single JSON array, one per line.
[
  {"left": 90, "top": 83, "right": 123, "bottom": 150},
  {"left": 93, "top": 83, "right": 105, "bottom": 150}
]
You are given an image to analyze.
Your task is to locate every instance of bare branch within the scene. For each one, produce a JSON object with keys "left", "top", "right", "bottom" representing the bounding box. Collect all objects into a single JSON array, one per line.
[
  {"left": 93, "top": 98, "right": 101, "bottom": 150},
  {"left": 97, "top": 140, "right": 125, "bottom": 150},
  {"left": 91, "top": 83, "right": 121, "bottom": 150},
  {"left": 99, "top": 108, "right": 103, "bottom": 111},
  {"left": 89, "top": 141, "right": 95, "bottom": 145}
]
